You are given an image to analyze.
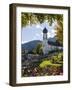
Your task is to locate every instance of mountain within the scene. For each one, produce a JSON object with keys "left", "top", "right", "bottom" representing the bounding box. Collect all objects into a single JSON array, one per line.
[
  {"left": 48, "top": 37, "right": 62, "bottom": 46},
  {"left": 22, "top": 37, "right": 62, "bottom": 52},
  {"left": 48, "top": 37, "right": 56, "bottom": 42},
  {"left": 22, "top": 40, "right": 42, "bottom": 51}
]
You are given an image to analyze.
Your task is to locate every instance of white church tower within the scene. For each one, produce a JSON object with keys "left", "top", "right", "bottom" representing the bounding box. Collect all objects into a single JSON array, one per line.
[{"left": 43, "top": 27, "right": 48, "bottom": 55}]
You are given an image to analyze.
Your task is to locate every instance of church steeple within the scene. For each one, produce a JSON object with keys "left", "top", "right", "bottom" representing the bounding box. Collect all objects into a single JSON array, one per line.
[
  {"left": 43, "top": 28, "right": 48, "bottom": 39},
  {"left": 42, "top": 27, "right": 48, "bottom": 55}
]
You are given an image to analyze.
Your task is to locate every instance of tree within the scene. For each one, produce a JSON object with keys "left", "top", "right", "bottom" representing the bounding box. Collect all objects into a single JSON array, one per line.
[
  {"left": 33, "top": 43, "right": 43, "bottom": 55},
  {"left": 55, "top": 20, "right": 63, "bottom": 44},
  {"left": 21, "top": 13, "right": 63, "bottom": 26}
]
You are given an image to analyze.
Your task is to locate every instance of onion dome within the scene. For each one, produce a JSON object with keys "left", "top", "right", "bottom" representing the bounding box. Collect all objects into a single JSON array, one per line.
[{"left": 43, "top": 27, "right": 48, "bottom": 33}]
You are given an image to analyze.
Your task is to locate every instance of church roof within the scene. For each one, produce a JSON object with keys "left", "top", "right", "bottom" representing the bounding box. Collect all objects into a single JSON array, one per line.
[{"left": 43, "top": 27, "right": 48, "bottom": 33}]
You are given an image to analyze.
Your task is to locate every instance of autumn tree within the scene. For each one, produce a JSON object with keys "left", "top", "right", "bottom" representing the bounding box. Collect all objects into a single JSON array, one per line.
[
  {"left": 55, "top": 21, "right": 63, "bottom": 44},
  {"left": 21, "top": 13, "right": 63, "bottom": 44}
]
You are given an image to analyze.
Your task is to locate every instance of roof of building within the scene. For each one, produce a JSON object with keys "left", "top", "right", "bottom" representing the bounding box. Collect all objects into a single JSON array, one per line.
[{"left": 43, "top": 27, "right": 48, "bottom": 33}]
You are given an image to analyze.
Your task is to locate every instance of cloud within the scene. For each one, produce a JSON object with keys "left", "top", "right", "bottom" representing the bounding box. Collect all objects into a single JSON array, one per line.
[
  {"left": 47, "top": 31, "right": 55, "bottom": 38},
  {"left": 22, "top": 22, "right": 56, "bottom": 43},
  {"left": 36, "top": 24, "right": 43, "bottom": 30},
  {"left": 35, "top": 33, "right": 40, "bottom": 37},
  {"left": 51, "top": 29, "right": 56, "bottom": 34},
  {"left": 22, "top": 40, "right": 28, "bottom": 44},
  {"left": 47, "top": 32, "right": 52, "bottom": 38},
  {"left": 34, "top": 33, "right": 43, "bottom": 40}
]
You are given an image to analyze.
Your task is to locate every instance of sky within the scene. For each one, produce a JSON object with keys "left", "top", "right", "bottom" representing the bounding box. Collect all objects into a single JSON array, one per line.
[{"left": 21, "top": 22, "right": 56, "bottom": 44}]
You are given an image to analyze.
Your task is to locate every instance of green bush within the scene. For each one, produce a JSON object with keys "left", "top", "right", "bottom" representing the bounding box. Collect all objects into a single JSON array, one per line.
[
  {"left": 39, "top": 60, "right": 51, "bottom": 68},
  {"left": 51, "top": 52, "right": 63, "bottom": 64},
  {"left": 33, "top": 43, "right": 43, "bottom": 55},
  {"left": 39, "top": 60, "right": 61, "bottom": 68},
  {"left": 58, "top": 52, "right": 63, "bottom": 61}
]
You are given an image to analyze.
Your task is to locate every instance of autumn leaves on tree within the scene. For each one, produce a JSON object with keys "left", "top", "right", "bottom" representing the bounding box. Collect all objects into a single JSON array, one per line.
[{"left": 21, "top": 13, "right": 63, "bottom": 44}]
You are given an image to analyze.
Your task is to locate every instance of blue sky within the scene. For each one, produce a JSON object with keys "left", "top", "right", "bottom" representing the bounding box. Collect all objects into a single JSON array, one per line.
[{"left": 21, "top": 22, "right": 56, "bottom": 44}]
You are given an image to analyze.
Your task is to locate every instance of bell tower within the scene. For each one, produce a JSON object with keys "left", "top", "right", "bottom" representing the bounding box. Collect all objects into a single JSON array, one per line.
[{"left": 43, "top": 28, "right": 48, "bottom": 55}]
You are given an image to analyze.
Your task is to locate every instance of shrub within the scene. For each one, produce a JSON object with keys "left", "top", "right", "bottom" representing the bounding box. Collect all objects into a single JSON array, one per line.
[
  {"left": 58, "top": 52, "right": 63, "bottom": 61},
  {"left": 39, "top": 60, "right": 51, "bottom": 68},
  {"left": 39, "top": 60, "right": 61, "bottom": 68},
  {"left": 51, "top": 52, "right": 63, "bottom": 64}
]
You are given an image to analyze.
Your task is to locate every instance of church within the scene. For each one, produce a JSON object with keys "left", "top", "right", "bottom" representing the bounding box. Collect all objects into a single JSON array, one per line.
[{"left": 42, "top": 27, "right": 63, "bottom": 55}]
